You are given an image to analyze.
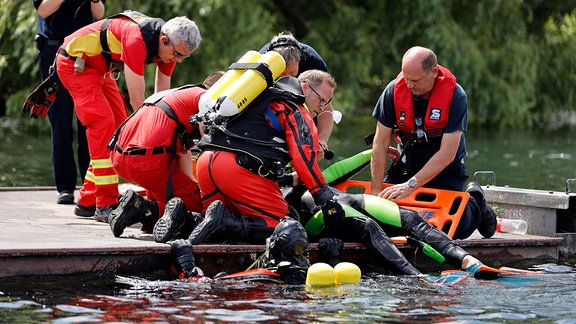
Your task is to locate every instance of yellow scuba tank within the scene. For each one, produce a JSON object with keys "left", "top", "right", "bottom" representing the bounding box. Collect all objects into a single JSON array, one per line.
[
  {"left": 196, "top": 50, "right": 286, "bottom": 118},
  {"left": 198, "top": 50, "right": 262, "bottom": 116},
  {"left": 217, "top": 51, "right": 286, "bottom": 116}
]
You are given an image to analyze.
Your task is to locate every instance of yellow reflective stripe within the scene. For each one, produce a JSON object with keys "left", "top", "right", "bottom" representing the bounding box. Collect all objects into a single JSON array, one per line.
[
  {"left": 83, "top": 171, "right": 118, "bottom": 185},
  {"left": 91, "top": 159, "right": 112, "bottom": 169},
  {"left": 94, "top": 174, "right": 119, "bottom": 185},
  {"left": 84, "top": 170, "right": 96, "bottom": 184}
]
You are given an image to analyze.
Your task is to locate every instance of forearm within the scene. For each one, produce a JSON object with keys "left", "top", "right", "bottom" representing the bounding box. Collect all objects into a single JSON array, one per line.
[
  {"left": 155, "top": 69, "right": 171, "bottom": 92},
  {"left": 414, "top": 131, "right": 461, "bottom": 187},
  {"left": 124, "top": 67, "right": 146, "bottom": 111},
  {"left": 178, "top": 151, "right": 195, "bottom": 181},
  {"left": 316, "top": 109, "right": 333, "bottom": 148},
  {"left": 370, "top": 147, "right": 387, "bottom": 195},
  {"left": 370, "top": 122, "right": 392, "bottom": 195},
  {"left": 90, "top": 0, "right": 105, "bottom": 20},
  {"left": 37, "top": 0, "right": 64, "bottom": 18}
]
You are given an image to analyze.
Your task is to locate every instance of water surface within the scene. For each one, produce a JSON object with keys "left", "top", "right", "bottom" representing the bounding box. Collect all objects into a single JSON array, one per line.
[{"left": 1, "top": 266, "right": 575, "bottom": 323}]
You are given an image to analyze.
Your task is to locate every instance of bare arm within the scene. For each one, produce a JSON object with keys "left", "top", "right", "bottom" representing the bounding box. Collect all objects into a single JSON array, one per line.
[
  {"left": 90, "top": 0, "right": 105, "bottom": 20},
  {"left": 316, "top": 104, "right": 334, "bottom": 150},
  {"left": 370, "top": 121, "right": 393, "bottom": 195},
  {"left": 380, "top": 130, "right": 463, "bottom": 202},
  {"left": 178, "top": 151, "right": 195, "bottom": 181},
  {"left": 155, "top": 67, "right": 171, "bottom": 93},
  {"left": 124, "top": 65, "right": 146, "bottom": 111},
  {"left": 37, "top": 0, "right": 64, "bottom": 18},
  {"left": 411, "top": 130, "right": 461, "bottom": 187}
]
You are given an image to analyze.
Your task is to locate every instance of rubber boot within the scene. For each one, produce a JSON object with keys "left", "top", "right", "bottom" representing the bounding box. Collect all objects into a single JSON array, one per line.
[
  {"left": 153, "top": 197, "right": 202, "bottom": 243},
  {"left": 188, "top": 200, "right": 273, "bottom": 245},
  {"left": 109, "top": 189, "right": 148, "bottom": 237},
  {"left": 179, "top": 212, "right": 203, "bottom": 239},
  {"left": 169, "top": 239, "right": 204, "bottom": 279},
  {"left": 352, "top": 216, "right": 421, "bottom": 275},
  {"left": 400, "top": 208, "right": 469, "bottom": 268},
  {"left": 140, "top": 201, "right": 159, "bottom": 234},
  {"left": 466, "top": 181, "right": 497, "bottom": 238}
]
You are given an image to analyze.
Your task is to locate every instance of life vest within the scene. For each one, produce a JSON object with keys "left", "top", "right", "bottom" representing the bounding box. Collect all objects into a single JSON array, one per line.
[
  {"left": 99, "top": 10, "right": 164, "bottom": 72},
  {"left": 393, "top": 65, "right": 456, "bottom": 142},
  {"left": 197, "top": 77, "right": 306, "bottom": 180}
]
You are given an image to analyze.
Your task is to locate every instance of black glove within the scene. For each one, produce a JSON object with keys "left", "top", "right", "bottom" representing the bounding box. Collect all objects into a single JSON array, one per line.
[
  {"left": 276, "top": 261, "right": 308, "bottom": 285},
  {"left": 319, "top": 237, "right": 343, "bottom": 267},
  {"left": 321, "top": 198, "right": 345, "bottom": 231},
  {"left": 22, "top": 70, "right": 63, "bottom": 119},
  {"left": 170, "top": 239, "right": 204, "bottom": 279}
]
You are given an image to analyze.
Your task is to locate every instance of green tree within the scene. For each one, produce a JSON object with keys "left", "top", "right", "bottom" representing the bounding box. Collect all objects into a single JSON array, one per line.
[{"left": 1, "top": 0, "right": 575, "bottom": 131}]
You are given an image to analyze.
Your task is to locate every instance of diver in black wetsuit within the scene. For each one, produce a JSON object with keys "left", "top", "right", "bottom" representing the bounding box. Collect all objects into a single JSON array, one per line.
[{"left": 285, "top": 185, "right": 485, "bottom": 275}]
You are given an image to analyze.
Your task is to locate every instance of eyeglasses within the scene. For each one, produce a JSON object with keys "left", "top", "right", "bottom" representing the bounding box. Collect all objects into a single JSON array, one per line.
[
  {"left": 308, "top": 84, "right": 332, "bottom": 108},
  {"left": 170, "top": 41, "right": 190, "bottom": 59}
]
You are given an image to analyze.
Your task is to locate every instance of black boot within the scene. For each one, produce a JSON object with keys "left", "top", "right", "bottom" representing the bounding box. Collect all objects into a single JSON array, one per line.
[
  {"left": 109, "top": 189, "right": 147, "bottom": 236},
  {"left": 188, "top": 200, "right": 273, "bottom": 245},
  {"left": 169, "top": 239, "right": 204, "bottom": 279},
  {"left": 140, "top": 201, "right": 159, "bottom": 234},
  {"left": 94, "top": 204, "right": 118, "bottom": 223},
  {"left": 400, "top": 208, "right": 469, "bottom": 268},
  {"left": 153, "top": 197, "right": 202, "bottom": 243},
  {"left": 466, "top": 181, "right": 497, "bottom": 238},
  {"left": 352, "top": 216, "right": 421, "bottom": 275}
]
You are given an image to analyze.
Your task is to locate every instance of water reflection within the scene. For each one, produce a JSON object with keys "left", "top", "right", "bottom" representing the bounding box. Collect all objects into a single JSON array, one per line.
[
  {"left": 2, "top": 268, "right": 576, "bottom": 323},
  {"left": 1, "top": 116, "right": 575, "bottom": 192}
]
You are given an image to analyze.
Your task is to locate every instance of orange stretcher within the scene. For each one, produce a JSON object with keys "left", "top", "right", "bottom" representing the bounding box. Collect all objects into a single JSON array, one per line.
[{"left": 333, "top": 180, "right": 469, "bottom": 238}]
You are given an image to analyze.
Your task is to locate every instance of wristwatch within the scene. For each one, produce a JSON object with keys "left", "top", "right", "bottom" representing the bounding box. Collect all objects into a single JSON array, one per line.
[{"left": 408, "top": 177, "right": 417, "bottom": 188}]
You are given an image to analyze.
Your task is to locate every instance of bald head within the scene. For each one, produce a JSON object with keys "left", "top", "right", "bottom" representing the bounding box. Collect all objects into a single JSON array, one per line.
[
  {"left": 401, "top": 46, "right": 438, "bottom": 99},
  {"left": 402, "top": 46, "right": 437, "bottom": 73}
]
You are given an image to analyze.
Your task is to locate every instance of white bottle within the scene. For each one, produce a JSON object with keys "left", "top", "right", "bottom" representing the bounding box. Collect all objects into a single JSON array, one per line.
[{"left": 496, "top": 218, "right": 528, "bottom": 235}]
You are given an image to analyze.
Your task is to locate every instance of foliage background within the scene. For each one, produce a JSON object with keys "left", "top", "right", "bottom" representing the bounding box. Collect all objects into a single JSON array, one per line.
[{"left": 1, "top": 0, "right": 575, "bottom": 133}]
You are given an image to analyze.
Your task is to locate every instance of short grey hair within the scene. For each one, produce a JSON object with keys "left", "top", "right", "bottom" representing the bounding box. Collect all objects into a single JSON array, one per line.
[
  {"left": 162, "top": 16, "right": 201, "bottom": 53},
  {"left": 298, "top": 69, "right": 336, "bottom": 89}
]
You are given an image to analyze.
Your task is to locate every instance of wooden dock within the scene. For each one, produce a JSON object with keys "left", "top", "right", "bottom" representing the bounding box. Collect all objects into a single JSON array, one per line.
[{"left": 0, "top": 187, "right": 567, "bottom": 280}]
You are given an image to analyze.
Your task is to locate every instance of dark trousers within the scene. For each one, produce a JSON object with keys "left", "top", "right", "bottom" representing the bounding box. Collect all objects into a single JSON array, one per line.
[{"left": 39, "top": 43, "right": 90, "bottom": 193}]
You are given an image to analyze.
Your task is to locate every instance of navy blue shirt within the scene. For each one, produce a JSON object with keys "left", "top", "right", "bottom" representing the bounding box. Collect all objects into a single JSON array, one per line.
[
  {"left": 33, "top": 0, "right": 104, "bottom": 40},
  {"left": 259, "top": 41, "right": 328, "bottom": 75}
]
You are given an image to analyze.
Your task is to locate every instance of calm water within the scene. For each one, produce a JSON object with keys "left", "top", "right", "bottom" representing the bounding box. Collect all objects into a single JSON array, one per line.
[
  {"left": 1, "top": 266, "right": 575, "bottom": 323},
  {"left": 1, "top": 115, "right": 575, "bottom": 191},
  {"left": 1, "top": 116, "right": 576, "bottom": 322}
]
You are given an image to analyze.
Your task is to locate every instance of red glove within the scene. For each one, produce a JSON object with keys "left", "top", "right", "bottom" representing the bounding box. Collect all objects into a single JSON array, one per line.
[{"left": 22, "top": 72, "right": 63, "bottom": 119}]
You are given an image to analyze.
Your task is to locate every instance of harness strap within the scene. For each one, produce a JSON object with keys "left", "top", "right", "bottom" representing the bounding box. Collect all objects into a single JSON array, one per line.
[
  {"left": 99, "top": 19, "right": 113, "bottom": 69},
  {"left": 228, "top": 62, "right": 274, "bottom": 88}
]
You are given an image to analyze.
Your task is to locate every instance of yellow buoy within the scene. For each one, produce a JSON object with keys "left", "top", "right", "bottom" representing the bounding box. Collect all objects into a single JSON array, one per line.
[
  {"left": 305, "top": 263, "right": 335, "bottom": 287},
  {"left": 334, "top": 262, "right": 361, "bottom": 284}
]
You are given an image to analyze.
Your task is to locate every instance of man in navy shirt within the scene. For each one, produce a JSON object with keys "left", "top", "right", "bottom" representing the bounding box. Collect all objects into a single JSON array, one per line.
[
  {"left": 33, "top": 0, "right": 105, "bottom": 204},
  {"left": 370, "top": 46, "right": 497, "bottom": 239}
]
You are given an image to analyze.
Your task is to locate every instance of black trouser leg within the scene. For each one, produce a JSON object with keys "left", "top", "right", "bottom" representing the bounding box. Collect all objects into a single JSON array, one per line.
[
  {"left": 399, "top": 208, "right": 469, "bottom": 268},
  {"left": 348, "top": 216, "right": 421, "bottom": 275}
]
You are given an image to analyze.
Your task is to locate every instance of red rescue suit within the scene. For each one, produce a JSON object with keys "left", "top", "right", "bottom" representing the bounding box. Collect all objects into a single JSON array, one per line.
[
  {"left": 110, "top": 86, "right": 205, "bottom": 214},
  {"left": 56, "top": 13, "right": 175, "bottom": 208}
]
